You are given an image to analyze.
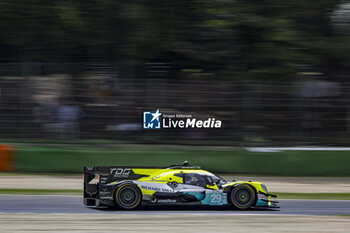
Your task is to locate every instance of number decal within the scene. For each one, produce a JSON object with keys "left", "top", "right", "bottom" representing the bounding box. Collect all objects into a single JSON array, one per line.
[
  {"left": 211, "top": 194, "right": 220, "bottom": 203},
  {"left": 205, "top": 193, "right": 227, "bottom": 205}
]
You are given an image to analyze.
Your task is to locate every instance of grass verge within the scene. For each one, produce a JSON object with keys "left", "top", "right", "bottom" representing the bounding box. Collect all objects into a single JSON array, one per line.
[
  {"left": 276, "top": 192, "right": 350, "bottom": 200},
  {"left": 16, "top": 146, "right": 350, "bottom": 176}
]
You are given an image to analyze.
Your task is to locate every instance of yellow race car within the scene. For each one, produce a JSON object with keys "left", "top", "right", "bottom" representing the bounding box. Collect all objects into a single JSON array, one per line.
[{"left": 83, "top": 162, "right": 278, "bottom": 210}]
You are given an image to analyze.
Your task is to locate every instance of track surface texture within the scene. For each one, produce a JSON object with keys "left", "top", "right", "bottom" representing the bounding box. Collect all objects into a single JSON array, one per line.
[
  {"left": 1, "top": 213, "right": 350, "bottom": 233},
  {"left": 0, "top": 195, "right": 350, "bottom": 215}
]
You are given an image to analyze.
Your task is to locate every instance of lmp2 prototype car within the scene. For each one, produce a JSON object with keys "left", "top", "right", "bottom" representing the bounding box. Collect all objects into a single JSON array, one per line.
[{"left": 83, "top": 162, "right": 278, "bottom": 210}]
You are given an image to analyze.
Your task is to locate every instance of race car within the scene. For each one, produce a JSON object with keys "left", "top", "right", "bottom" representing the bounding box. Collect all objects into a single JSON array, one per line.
[{"left": 83, "top": 162, "right": 278, "bottom": 210}]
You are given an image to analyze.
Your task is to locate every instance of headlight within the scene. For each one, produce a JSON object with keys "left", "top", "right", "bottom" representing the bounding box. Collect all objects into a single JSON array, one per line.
[{"left": 261, "top": 184, "right": 268, "bottom": 193}]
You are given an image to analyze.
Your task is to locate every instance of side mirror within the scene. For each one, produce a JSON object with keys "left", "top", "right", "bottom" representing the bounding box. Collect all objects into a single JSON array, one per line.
[{"left": 214, "top": 180, "right": 222, "bottom": 189}]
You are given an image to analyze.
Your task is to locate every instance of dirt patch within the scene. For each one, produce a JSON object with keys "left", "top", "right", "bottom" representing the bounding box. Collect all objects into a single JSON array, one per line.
[{"left": 0, "top": 175, "right": 81, "bottom": 190}]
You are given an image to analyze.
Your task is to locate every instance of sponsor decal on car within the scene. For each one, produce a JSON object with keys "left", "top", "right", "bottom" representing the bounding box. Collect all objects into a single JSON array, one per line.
[
  {"left": 156, "top": 199, "right": 177, "bottom": 203},
  {"left": 110, "top": 168, "right": 131, "bottom": 178}
]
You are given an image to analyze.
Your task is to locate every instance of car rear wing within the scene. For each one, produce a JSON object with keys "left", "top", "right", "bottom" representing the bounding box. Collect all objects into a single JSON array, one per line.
[
  {"left": 83, "top": 162, "right": 199, "bottom": 185},
  {"left": 83, "top": 166, "right": 166, "bottom": 200},
  {"left": 83, "top": 165, "right": 166, "bottom": 184},
  {"left": 84, "top": 162, "right": 199, "bottom": 183}
]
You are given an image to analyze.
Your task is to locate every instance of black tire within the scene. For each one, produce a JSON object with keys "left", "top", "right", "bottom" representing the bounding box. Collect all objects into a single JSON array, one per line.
[
  {"left": 229, "top": 185, "right": 256, "bottom": 210},
  {"left": 115, "top": 184, "right": 141, "bottom": 210}
]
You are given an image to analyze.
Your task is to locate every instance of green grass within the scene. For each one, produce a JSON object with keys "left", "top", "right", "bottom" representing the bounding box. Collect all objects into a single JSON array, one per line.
[
  {"left": 0, "top": 138, "right": 124, "bottom": 145},
  {"left": 276, "top": 192, "right": 350, "bottom": 200},
  {"left": 16, "top": 146, "right": 350, "bottom": 176},
  {"left": 0, "top": 189, "right": 81, "bottom": 195},
  {"left": 0, "top": 172, "right": 80, "bottom": 176}
]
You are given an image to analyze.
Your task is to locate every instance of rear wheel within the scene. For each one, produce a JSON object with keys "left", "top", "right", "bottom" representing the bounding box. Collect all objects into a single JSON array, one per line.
[
  {"left": 115, "top": 184, "right": 141, "bottom": 210},
  {"left": 230, "top": 185, "right": 256, "bottom": 210}
]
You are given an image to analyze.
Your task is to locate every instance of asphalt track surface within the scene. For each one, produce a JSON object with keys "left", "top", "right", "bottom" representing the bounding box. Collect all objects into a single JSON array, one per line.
[{"left": 0, "top": 195, "right": 350, "bottom": 215}]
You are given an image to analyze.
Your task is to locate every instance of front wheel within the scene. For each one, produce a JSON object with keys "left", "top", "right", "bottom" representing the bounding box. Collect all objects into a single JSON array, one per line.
[
  {"left": 229, "top": 185, "right": 256, "bottom": 210},
  {"left": 115, "top": 184, "right": 141, "bottom": 210}
]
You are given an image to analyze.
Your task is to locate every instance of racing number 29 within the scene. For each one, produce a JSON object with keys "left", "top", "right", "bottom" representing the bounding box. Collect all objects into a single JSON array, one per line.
[
  {"left": 210, "top": 194, "right": 222, "bottom": 203},
  {"left": 209, "top": 193, "right": 227, "bottom": 205}
]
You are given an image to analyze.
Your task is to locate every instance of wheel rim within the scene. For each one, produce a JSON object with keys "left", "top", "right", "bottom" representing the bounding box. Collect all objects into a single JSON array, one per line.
[
  {"left": 118, "top": 186, "right": 139, "bottom": 208},
  {"left": 232, "top": 186, "right": 255, "bottom": 208},
  {"left": 234, "top": 189, "right": 250, "bottom": 205}
]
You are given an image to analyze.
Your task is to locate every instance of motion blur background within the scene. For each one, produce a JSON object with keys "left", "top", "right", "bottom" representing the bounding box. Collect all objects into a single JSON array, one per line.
[{"left": 1, "top": 0, "right": 350, "bottom": 175}]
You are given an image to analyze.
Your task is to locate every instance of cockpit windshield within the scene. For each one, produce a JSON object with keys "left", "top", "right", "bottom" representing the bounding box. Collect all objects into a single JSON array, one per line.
[{"left": 206, "top": 173, "right": 226, "bottom": 185}]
